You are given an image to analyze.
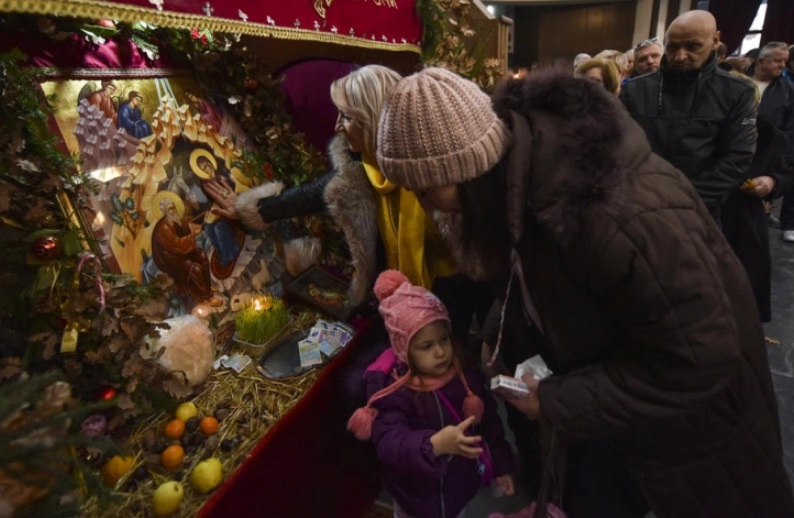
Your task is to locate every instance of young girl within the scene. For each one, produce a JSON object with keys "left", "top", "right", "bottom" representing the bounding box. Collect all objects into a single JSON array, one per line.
[{"left": 348, "top": 270, "right": 515, "bottom": 518}]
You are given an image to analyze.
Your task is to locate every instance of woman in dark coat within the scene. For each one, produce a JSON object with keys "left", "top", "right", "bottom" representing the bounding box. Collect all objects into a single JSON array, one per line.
[{"left": 374, "top": 67, "right": 794, "bottom": 517}]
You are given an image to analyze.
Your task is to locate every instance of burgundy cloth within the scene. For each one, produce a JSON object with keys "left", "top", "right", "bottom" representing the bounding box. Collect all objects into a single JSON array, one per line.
[
  {"left": 279, "top": 60, "right": 356, "bottom": 153},
  {"left": 761, "top": 0, "right": 794, "bottom": 45},
  {"left": 0, "top": 30, "right": 171, "bottom": 70},
  {"left": 709, "top": 0, "right": 763, "bottom": 54},
  {"left": 199, "top": 318, "right": 380, "bottom": 517},
  {"left": 102, "top": 0, "right": 421, "bottom": 47}
]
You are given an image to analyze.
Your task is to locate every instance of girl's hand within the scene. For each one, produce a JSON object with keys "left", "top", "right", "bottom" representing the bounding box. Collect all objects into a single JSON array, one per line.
[
  {"left": 203, "top": 177, "right": 239, "bottom": 219},
  {"left": 505, "top": 373, "right": 541, "bottom": 420},
  {"left": 430, "top": 415, "right": 483, "bottom": 459},
  {"left": 496, "top": 474, "right": 515, "bottom": 496}
]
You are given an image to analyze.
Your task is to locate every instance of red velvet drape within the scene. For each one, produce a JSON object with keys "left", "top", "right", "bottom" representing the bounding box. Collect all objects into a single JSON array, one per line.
[
  {"left": 761, "top": 0, "right": 794, "bottom": 45},
  {"left": 709, "top": 0, "right": 763, "bottom": 54}
]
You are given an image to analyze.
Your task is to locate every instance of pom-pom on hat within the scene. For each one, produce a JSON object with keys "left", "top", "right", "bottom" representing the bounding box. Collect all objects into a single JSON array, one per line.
[
  {"left": 347, "top": 270, "right": 484, "bottom": 440},
  {"left": 376, "top": 67, "right": 512, "bottom": 191},
  {"left": 374, "top": 270, "right": 449, "bottom": 363}
]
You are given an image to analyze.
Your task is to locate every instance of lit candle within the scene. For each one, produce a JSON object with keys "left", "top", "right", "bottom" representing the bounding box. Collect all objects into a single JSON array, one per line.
[
  {"left": 235, "top": 296, "right": 289, "bottom": 346},
  {"left": 191, "top": 303, "right": 211, "bottom": 319},
  {"left": 253, "top": 296, "right": 272, "bottom": 312}
]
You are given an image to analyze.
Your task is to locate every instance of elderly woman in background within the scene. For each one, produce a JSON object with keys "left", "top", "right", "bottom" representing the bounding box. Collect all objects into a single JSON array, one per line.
[{"left": 575, "top": 58, "right": 621, "bottom": 94}]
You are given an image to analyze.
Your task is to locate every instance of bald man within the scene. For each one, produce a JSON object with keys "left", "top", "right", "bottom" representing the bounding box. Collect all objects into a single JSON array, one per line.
[{"left": 621, "top": 10, "right": 757, "bottom": 219}]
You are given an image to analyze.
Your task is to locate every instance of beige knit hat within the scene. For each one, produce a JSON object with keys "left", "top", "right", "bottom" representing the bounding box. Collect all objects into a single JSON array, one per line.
[{"left": 376, "top": 67, "right": 512, "bottom": 190}]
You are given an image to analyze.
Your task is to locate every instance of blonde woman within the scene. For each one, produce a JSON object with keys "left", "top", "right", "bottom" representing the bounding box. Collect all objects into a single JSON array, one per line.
[
  {"left": 594, "top": 49, "right": 630, "bottom": 80},
  {"left": 205, "top": 65, "right": 470, "bottom": 330},
  {"left": 575, "top": 58, "right": 621, "bottom": 95}
]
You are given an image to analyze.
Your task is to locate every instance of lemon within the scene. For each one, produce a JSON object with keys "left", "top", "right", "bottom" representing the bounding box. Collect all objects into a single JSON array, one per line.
[
  {"left": 152, "top": 481, "right": 183, "bottom": 516},
  {"left": 174, "top": 401, "right": 198, "bottom": 422},
  {"left": 100, "top": 455, "right": 135, "bottom": 487},
  {"left": 190, "top": 457, "right": 223, "bottom": 494}
]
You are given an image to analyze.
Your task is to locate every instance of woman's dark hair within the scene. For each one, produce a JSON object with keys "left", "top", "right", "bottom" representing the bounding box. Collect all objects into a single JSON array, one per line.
[{"left": 457, "top": 156, "right": 511, "bottom": 279}]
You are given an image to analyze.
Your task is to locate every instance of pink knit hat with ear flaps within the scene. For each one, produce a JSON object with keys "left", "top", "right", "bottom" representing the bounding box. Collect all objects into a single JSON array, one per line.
[
  {"left": 376, "top": 67, "right": 512, "bottom": 191},
  {"left": 347, "top": 270, "right": 485, "bottom": 440}
]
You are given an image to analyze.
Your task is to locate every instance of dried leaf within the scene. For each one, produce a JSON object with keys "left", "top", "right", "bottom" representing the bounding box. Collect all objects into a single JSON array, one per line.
[
  {"left": 83, "top": 350, "right": 102, "bottom": 364},
  {"left": 30, "top": 331, "right": 59, "bottom": 360},
  {"left": 162, "top": 376, "right": 193, "bottom": 399},
  {"left": 121, "top": 356, "right": 144, "bottom": 379},
  {"left": 107, "top": 335, "right": 127, "bottom": 354},
  {"left": 116, "top": 394, "right": 136, "bottom": 411},
  {"left": 120, "top": 320, "right": 139, "bottom": 342},
  {"left": 0, "top": 357, "right": 23, "bottom": 381},
  {"left": 99, "top": 316, "right": 119, "bottom": 337}
]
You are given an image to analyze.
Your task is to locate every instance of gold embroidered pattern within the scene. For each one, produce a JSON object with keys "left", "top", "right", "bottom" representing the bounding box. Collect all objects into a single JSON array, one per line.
[
  {"left": 0, "top": 0, "right": 419, "bottom": 53},
  {"left": 313, "top": 0, "right": 333, "bottom": 19}
]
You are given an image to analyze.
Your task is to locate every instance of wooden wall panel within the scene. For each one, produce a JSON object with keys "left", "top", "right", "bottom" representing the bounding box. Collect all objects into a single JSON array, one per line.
[{"left": 511, "top": 1, "right": 636, "bottom": 68}]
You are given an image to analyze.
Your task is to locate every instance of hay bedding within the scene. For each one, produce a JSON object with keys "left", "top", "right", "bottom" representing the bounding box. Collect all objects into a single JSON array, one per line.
[{"left": 82, "top": 310, "right": 325, "bottom": 517}]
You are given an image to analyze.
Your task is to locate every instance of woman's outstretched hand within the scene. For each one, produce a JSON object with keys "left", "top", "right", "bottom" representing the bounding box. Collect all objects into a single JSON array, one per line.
[
  {"left": 430, "top": 415, "right": 483, "bottom": 459},
  {"left": 203, "top": 176, "right": 239, "bottom": 220}
]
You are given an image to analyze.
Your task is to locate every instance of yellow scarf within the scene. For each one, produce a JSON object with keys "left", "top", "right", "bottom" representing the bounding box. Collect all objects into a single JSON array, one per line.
[{"left": 362, "top": 158, "right": 432, "bottom": 289}]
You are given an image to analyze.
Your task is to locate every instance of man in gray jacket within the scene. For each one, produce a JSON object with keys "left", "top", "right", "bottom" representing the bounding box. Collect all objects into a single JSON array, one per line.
[{"left": 620, "top": 10, "right": 757, "bottom": 219}]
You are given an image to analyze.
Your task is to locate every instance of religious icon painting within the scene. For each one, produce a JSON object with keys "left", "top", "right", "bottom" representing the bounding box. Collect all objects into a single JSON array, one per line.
[{"left": 41, "top": 69, "right": 274, "bottom": 315}]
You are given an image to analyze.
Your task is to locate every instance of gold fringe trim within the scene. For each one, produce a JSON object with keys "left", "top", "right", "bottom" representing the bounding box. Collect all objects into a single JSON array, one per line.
[{"left": 0, "top": 0, "right": 421, "bottom": 54}]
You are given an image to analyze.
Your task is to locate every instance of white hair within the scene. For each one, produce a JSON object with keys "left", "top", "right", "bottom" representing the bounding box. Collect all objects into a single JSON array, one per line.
[
  {"left": 759, "top": 41, "right": 789, "bottom": 59},
  {"left": 573, "top": 53, "right": 592, "bottom": 69}
]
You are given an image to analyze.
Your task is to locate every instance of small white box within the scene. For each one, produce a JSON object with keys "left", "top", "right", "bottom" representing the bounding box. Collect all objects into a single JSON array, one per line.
[{"left": 490, "top": 375, "right": 530, "bottom": 399}]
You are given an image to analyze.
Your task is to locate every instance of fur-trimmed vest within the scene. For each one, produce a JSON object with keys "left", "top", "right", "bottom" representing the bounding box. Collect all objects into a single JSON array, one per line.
[{"left": 323, "top": 135, "right": 379, "bottom": 304}]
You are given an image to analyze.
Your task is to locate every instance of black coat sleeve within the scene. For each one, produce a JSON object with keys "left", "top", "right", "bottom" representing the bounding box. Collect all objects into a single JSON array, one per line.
[
  {"left": 256, "top": 170, "right": 335, "bottom": 223},
  {"left": 690, "top": 86, "right": 758, "bottom": 208}
]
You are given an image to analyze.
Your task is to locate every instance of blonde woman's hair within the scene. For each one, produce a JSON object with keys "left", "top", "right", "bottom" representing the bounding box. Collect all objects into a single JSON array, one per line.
[
  {"left": 330, "top": 65, "right": 401, "bottom": 158},
  {"left": 575, "top": 58, "right": 621, "bottom": 95},
  {"left": 594, "top": 49, "right": 630, "bottom": 78}
]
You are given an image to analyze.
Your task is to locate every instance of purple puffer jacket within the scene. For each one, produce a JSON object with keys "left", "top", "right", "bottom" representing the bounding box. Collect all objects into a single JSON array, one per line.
[{"left": 366, "top": 356, "right": 515, "bottom": 518}]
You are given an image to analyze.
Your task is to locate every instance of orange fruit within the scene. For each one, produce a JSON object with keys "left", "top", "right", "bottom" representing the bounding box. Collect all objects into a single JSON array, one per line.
[
  {"left": 163, "top": 419, "right": 185, "bottom": 440},
  {"left": 101, "top": 455, "right": 135, "bottom": 487},
  {"left": 199, "top": 416, "right": 219, "bottom": 436},
  {"left": 161, "top": 444, "right": 185, "bottom": 469}
]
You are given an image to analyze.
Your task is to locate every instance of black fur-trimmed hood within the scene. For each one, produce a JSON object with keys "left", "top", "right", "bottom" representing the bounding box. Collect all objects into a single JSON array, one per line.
[{"left": 492, "top": 70, "right": 651, "bottom": 239}]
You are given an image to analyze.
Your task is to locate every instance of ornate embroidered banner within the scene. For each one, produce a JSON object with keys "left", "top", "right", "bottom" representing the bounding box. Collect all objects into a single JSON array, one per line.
[{"left": 0, "top": 0, "right": 422, "bottom": 53}]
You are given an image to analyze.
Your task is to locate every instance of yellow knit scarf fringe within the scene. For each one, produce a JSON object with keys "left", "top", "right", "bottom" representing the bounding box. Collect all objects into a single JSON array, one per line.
[{"left": 363, "top": 159, "right": 432, "bottom": 289}]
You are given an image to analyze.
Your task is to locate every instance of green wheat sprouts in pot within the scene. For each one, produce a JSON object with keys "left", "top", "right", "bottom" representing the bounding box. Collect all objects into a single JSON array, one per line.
[{"left": 234, "top": 296, "right": 290, "bottom": 344}]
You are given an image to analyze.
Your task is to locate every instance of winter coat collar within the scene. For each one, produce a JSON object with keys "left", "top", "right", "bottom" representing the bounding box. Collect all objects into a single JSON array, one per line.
[
  {"left": 324, "top": 133, "right": 380, "bottom": 304},
  {"left": 494, "top": 71, "right": 652, "bottom": 241}
]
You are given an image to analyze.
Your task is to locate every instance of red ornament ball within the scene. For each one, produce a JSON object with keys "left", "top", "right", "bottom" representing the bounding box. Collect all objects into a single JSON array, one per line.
[
  {"left": 98, "top": 386, "right": 117, "bottom": 401},
  {"left": 30, "top": 236, "right": 62, "bottom": 261}
]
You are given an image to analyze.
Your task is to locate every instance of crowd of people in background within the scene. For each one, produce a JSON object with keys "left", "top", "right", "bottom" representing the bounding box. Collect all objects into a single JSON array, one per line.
[{"left": 512, "top": 11, "right": 794, "bottom": 328}]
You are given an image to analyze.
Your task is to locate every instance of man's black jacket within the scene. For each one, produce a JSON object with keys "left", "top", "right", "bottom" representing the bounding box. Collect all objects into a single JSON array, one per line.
[{"left": 621, "top": 55, "right": 757, "bottom": 210}]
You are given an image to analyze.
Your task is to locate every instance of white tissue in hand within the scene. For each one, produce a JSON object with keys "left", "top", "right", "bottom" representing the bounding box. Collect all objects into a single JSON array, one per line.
[{"left": 515, "top": 354, "right": 553, "bottom": 381}]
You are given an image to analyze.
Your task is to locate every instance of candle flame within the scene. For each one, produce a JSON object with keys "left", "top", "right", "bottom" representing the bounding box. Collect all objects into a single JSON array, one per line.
[{"left": 253, "top": 296, "right": 273, "bottom": 312}]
